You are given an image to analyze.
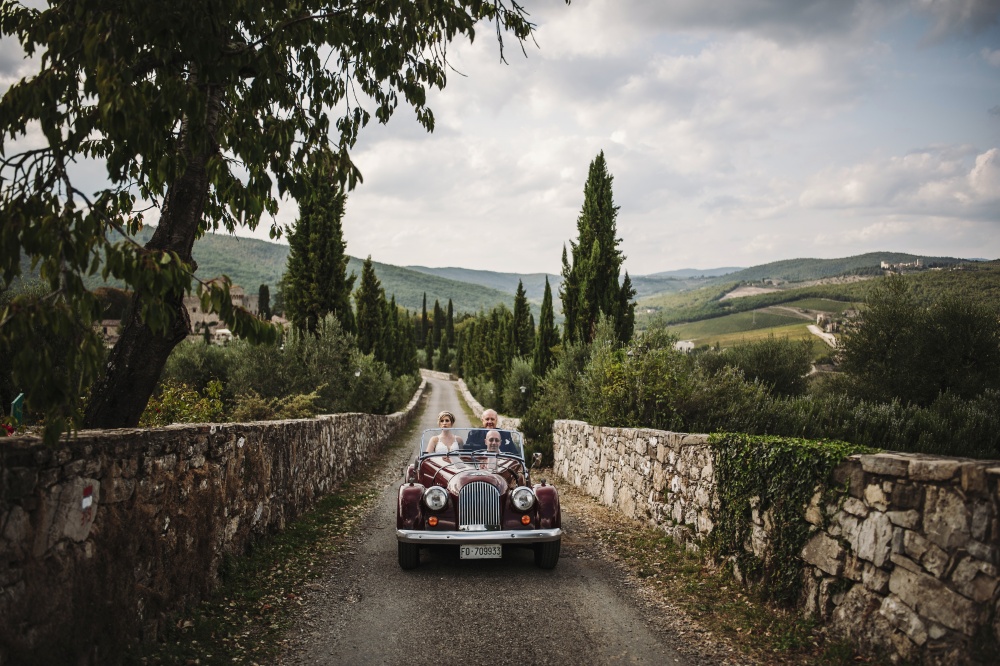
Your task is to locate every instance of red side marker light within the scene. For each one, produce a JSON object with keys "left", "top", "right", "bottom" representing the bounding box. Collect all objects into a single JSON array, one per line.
[
  {"left": 521, "top": 515, "right": 531, "bottom": 525},
  {"left": 428, "top": 516, "right": 439, "bottom": 527}
]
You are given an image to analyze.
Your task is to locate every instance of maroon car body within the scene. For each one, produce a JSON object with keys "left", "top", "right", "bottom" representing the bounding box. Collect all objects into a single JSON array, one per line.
[{"left": 396, "top": 428, "right": 561, "bottom": 569}]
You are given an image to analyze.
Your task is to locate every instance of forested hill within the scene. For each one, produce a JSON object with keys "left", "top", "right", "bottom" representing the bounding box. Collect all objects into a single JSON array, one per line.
[
  {"left": 719, "top": 252, "right": 964, "bottom": 284},
  {"left": 83, "top": 227, "right": 514, "bottom": 315}
]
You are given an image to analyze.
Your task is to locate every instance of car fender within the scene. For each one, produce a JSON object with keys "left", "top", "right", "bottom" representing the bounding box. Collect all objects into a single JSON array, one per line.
[
  {"left": 533, "top": 483, "right": 561, "bottom": 530},
  {"left": 397, "top": 483, "right": 425, "bottom": 530}
]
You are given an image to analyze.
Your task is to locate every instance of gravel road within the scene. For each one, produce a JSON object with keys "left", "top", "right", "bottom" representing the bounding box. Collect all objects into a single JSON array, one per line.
[{"left": 278, "top": 376, "right": 711, "bottom": 666}]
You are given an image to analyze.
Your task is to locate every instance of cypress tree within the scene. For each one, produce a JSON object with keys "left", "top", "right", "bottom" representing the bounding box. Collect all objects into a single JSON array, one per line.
[
  {"left": 560, "top": 151, "right": 634, "bottom": 344},
  {"left": 420, "top": 293, "right": 428, "bottom": 346},
  {"left": 512, "top": 279, "right": 533, "bottom": 357},
  {"left": 355, "top": 256, "right": 385, "bottom": 357},
  {"left": 533, "top": 277, "right": 559, "bottom": 377},
  {"left": 424, "top": 331, "right": 435, "bottom": 369},
  {"left": 257, "top": 284, "right": 271, "bottom": 321},
  {"left": 432, "top": 299, "right": 444, "bottom": 347},
  {"left": 284, "top": 172, "right": 355, "bottom": 335},
  {"left": 446, "top": 299, "right": 455, "bottom": 345},
  {"left": 436, "top": 332, "right": 451, "bottom": 372}
]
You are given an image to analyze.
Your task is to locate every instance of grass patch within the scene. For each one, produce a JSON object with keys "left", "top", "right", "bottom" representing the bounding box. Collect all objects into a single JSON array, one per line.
[
  {"left": 597, "top": 524, "right": 882, "bottom": 665},
  {"left": 125, "top": 413, "right": 425, "bottom": 665},
  {"left": 668, "top": 310, "right": 803, "bottom": 340},
  {"left": 779, "top": 298, "right": 858, "bottom": 314}
]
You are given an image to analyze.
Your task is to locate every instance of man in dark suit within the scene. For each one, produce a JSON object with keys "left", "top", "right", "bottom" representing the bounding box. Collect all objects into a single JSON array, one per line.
[{"left": 465, "top": 409, "right": 519, "bottom": 454}]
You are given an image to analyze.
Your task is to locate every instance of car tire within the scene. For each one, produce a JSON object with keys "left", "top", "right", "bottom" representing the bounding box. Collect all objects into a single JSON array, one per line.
[
  {"left": 398, "top": 541, "right": 420, "bottom": 570},
  {"left": 534, "top": 539, "right": 560, "bottom": 569}
]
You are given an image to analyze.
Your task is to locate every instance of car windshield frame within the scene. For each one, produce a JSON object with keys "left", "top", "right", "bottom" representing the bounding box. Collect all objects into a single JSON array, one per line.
[{"left": 417, "top": 427, "right": 525, "bottom": 461}]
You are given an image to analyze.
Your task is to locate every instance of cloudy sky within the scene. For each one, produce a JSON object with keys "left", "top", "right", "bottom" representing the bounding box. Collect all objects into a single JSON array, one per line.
[
  {"left": 4, "top": 1, "right": 999, "bottom": 276},
  {"left": 303, "top": 0, "right": 999, "bottom": 276}
]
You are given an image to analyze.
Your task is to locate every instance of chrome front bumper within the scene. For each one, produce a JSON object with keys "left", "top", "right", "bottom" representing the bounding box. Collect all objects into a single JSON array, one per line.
[{"left": 396, "top": 528, "right": 562, "bottom": 545}]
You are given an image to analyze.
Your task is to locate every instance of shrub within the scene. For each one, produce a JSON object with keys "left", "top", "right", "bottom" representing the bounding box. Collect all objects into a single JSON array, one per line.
[
  {"left": 140, "top": 380, "right": 225, "bottom": 427},
  {"left": 501, "top": 357, "right": 535, "bottom": 417},
  {"left": 697, "top": 336, "right": 812, "bottom": 397}
]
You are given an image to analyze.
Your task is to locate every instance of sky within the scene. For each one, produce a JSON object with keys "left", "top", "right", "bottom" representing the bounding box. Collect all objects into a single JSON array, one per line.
[{"left": 3, "top": 0, "right": 999, "bottom": 276}]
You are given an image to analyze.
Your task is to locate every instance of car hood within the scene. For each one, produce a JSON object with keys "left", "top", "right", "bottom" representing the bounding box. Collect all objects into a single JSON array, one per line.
[{"left": 446, "top": 468, "right": 510, "bottom": 496}]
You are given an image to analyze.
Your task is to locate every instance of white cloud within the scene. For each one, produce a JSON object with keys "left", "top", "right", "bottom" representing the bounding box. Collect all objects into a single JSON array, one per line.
[{"left": 799, "top": 146, "right": 1000, "bottom": 217}]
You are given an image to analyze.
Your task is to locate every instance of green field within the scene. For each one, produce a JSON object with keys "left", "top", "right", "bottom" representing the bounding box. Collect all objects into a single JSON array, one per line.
[
  {"left": 778, "top": 298, "right": 859, "bottom": 314},
  {"left": 672, "top": 321, "right": 823, "bottom": 351},
  {"left": 667, "top": 310, "right": 803, "bottom": 340}
]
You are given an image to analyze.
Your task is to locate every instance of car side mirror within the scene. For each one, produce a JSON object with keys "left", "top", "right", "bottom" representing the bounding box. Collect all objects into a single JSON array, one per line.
[
  {"left": 531, "top": 452, "right": 542, "bottom": 468},
  {"left": 405, "top": 464, "right": 416, "bottom": 484}
]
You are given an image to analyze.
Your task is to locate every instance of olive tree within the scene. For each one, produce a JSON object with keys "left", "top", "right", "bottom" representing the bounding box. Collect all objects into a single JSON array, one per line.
[{"left": 0, "top": 0, "right": 563, "bottom": 438}]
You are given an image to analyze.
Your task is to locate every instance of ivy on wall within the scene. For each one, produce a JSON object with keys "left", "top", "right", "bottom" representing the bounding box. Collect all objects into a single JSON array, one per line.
[{"left": 707, "top": 433, "right": 877, "bottom": 605}]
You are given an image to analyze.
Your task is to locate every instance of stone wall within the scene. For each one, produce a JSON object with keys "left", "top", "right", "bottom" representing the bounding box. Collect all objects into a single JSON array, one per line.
[
  {"left": 0, "top": 381, "right": 425, "bottom": 664},
  {"left": 553, "top": 420, "right": 1000, "bottom": 664}
]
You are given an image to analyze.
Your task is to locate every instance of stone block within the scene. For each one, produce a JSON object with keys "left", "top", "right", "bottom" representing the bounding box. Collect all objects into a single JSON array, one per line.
[
  {"left": 863, "top": 563, "right": 890, "bottom": 594},
  {"left": 950, "top": 556, "right": 999, "bottom": 603},
  {"left": 843, "top": 497, "right": 869, "bottom": 517},
  {"left": 886, "top": 510, "right": 920, "bottom": 529},
  {"left": 966, "top": 539, "right": 996, "bottom": 565},
  {"left": 890, "top": 552, "right": 923, "bottom": 573},
  {"left": 102, "top": 477, "right": 135, "bottom": 504},
  {"left": 864, "top": 484, "right": 888, "bottom": 511},
  {"left": 1, "top": 505, "right": 31, "bottom": 560},
  {"left": 854, "top": 511, "right": 893, "bottom": 567},
  {"left": 921, "top": 543, "right": 949, "bottom": 579},
  {"left": 802, "top": 532, "right": 845, "bottom": 576},
  {"left": 879, "top": 594, "right": 928, "bottom": 645},
  {"left": 890, "top": 482, "right": 924, "bottom": 510},
  {"left": 970, "top": 501, "right": 993, "bottom": 542},
  {"left": 903, "top": 530, "right": 929, "bottom": 560},
  {"left": 909, "top": 459, "right": 959, "bottom": 482},
  {"left": 889, "top": 567, "right": 985, "bottom": 636},
  {"left": 4, "top": 468, "right": 38, "bottom": 500},
  {"left": 923, "top": 487, "right": 970, "bottom": 551},
  {"left": 959, "top": 464, "right": 988, "bottom": 495},
  {"left": 860, "top": 454, "right": 911, "bottom": 478}
]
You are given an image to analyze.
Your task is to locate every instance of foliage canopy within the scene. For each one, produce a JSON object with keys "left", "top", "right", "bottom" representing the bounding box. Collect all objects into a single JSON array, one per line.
[{"left": 0, "top": 0, "right": 561, "bottom": 437}]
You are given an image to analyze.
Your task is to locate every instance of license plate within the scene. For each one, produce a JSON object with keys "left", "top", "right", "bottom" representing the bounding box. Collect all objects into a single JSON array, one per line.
[{"left": 460, "top": 544, "right": 502, "bottom": 559}]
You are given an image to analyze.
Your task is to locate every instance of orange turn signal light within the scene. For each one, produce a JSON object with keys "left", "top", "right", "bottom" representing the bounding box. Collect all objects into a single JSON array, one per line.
[
  {"left": 521, "top": 514, "right": 531, "bottom": 525},
  {"left": 428, "top": 516, "right": 438, "bottom": 526}
]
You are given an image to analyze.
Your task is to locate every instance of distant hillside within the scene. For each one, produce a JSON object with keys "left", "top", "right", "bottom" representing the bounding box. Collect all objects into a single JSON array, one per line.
[
  {"left": 642, "top": 267, "right": 743, "bottom": 279},
  {"left": 405, "top": 266, "right": 559, "bottom": 303},
  {"left": 638, "top": 260, "right": 1000, "bottom": 327},
  {"left": 80, "top": 227, "right": 514, "bottom": 315},
  {"left": 720, "top": 252, "right": 964, "bottom": 284}
]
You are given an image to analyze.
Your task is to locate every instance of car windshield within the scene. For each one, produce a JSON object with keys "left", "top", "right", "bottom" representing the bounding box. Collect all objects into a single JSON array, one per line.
[{"left": 418, "top": 427, "right": 525, "bottom": 459}]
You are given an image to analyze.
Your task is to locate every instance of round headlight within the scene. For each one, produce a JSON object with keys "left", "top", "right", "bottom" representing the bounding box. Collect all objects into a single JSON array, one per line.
[
  {"left": 511, "top": 486, "right": 535, "bottom": 511},
  {"left": 423, "top": 486, "right": 448, "bottom": 511}
]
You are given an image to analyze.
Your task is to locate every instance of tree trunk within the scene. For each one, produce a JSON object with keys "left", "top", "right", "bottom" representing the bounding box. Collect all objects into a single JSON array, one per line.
[{"left": 82, "top": 85, "right": 221, "bottom": 429}]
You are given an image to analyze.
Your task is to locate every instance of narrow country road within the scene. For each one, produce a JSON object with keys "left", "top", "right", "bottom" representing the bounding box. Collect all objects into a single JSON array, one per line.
[{"left": 279, "top": 375, "right": 691, "bottom": 666}]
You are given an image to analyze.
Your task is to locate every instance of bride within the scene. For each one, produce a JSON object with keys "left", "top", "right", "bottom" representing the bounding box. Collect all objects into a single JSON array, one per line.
[{"left": 425, "top": 411, "right": 464, "bottom": 453}]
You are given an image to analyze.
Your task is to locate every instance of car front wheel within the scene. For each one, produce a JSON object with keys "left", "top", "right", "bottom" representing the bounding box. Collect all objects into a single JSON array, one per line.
[
  {"left": 398, "top": 541, "right": 420, "bottom": 569},
  {"left": 534, "top": 539, "right": 560, "bottom": 569}
]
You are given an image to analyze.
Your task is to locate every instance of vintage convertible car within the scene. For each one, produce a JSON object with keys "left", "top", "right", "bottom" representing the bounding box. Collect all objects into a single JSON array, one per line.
[{"left": 396, "top": 427, "right": 561, "bottom": 570}]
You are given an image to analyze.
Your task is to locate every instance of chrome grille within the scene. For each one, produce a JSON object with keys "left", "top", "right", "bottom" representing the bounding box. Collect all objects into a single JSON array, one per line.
[{"left": 458, "top": 482, "right": 501, "bottom": 530}]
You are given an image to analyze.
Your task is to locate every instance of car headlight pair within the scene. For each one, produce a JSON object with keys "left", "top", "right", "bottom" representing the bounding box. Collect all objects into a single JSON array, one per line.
[
  {"left": 423, "top": 486, "right": 448, "bottom": 511},
  {"left": 511, "top": 486, "right": 536, "bottom": 511}
]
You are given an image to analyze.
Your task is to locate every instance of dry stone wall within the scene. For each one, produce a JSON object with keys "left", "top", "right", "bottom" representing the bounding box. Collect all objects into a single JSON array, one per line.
[
  {"left": 553, "top": 419, "right": 1000, "bottom": 664},
  {"left": 0, "top": 381, "right": 425, "bottom": 664}
]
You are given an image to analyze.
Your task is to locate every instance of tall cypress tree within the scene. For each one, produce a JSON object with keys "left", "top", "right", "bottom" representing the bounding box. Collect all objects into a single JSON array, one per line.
[
  {"left": 420, "top": 293, "right": 428, "bottom": 346},
  {"left": 512, "top": 279, "right": 533, "bottom": 357},
  {"left": 284, "top": 172, "right": 355, "bottom": 335},
  {"left": 354, "top": 256, "right": 385, "bottom": 358},
  {"left": 257, "top": 284, "right": 271, "bottom": 321},
  {"left": 432, "top": 299, "right": 444, "bottom": 346},
  {"left": 446, "top": 299, "right": 455, "bottom": 345},
  {"left": 533, "top": 277, "right": 559, "bottom": 377},
  {"left": 560, "top": 151, "right": 634, "bottom": 344}
]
